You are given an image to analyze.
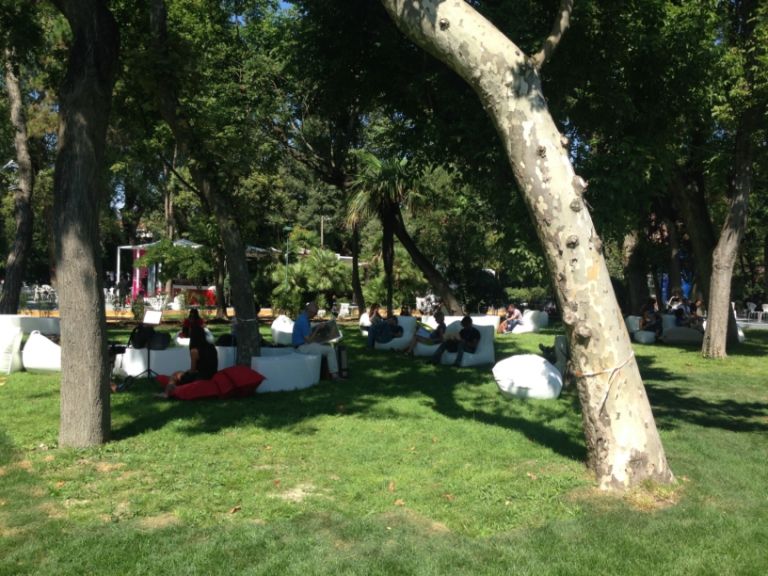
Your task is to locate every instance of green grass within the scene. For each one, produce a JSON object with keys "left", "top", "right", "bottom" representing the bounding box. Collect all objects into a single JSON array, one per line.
[{"left": 1, "top": 325, "right": 766, "bottom": 575}]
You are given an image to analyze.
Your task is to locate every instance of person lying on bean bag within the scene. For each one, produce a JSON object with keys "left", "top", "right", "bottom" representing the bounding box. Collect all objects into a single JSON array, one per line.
[{"left": 158, "top": 365, "right": 266, "bottom": 400}]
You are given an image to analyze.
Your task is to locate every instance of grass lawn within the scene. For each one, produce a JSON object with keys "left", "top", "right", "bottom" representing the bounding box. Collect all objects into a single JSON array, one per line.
[{"left": 1, "top": 323, "right": 766, "bottom": 575}]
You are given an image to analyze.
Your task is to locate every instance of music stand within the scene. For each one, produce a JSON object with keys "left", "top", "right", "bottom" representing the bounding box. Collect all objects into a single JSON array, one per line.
[{"left": 131, "top": 310, "right": 163, "bottom": 381}]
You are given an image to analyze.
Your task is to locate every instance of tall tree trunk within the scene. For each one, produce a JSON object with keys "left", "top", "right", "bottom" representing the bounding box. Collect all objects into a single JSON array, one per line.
[
  {"left": 702, "top": 111, "right": 754, "bottom": 357},
  {"left": 622, "top": 230, "right": 648, "bottom": 316},
  {"left": 392, "top": 211, "right": 463, "bottom": 314},
  {"left": 350, "top": 226, "right": 366, "bottom": 312},
  {"left": 0, "top": 49, "right": 35, "bottom": 314},
  {"left": 764, "top": 232, "right": 768, "bottom": 300},
  {"left": 380, "top": 0, "right": 672, "bottom": 489},
  {"left": 214, "top": 247, "right": 228, "bottom": 320},
  {"left": 382, "top": 210, "right": 395, "bottom": 316},
  {"left": 671, "top": 170, "right": 716, "bottom": 302},
  {"left": 664, "top": 218, "right": 683, "bottom": 299},
  {"left": 149, "top": 0, "right": 258, "bottom": 363},
  {"left": 52, "top": 0, "right": 119, "bottom": 448}
]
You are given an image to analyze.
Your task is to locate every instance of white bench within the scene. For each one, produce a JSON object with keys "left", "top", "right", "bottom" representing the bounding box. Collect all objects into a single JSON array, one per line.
[
  {"left": 252, "top": 348, "right": 322, "bottom": 393},
  {"left": 414, "top": 322, "right": 496, "bottom": 367}
]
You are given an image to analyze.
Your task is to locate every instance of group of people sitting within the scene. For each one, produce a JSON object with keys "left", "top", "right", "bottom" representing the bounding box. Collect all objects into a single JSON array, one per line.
[
  {"left": 364, "top": 303, "right": 481, "bottom": 366},
  {"left": 640, "top": 294, "right": 706, "bottom": 337},
  {"left": 497, "top": 303, "right": 523, "bottom": 334}
]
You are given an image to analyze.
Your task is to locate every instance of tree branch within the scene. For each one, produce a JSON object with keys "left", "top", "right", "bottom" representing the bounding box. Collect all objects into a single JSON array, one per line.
[{"left": 531, "top": 0, "right": 574, "bottom": 70}]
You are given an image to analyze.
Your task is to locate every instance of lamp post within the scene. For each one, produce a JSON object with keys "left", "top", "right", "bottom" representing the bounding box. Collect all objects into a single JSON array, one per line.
[{"left": 283, "top": 225, "right": 292, "bottom": 289}]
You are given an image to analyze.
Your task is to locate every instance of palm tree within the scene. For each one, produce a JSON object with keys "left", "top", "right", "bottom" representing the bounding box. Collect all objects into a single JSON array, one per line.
[{"left": 347, "top": 151, "right": 462, "bottom": 315}]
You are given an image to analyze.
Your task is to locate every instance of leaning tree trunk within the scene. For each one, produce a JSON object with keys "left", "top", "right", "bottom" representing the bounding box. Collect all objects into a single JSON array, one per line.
[
  {"left": 149, "top": 0, "right": 259, "bottom": 363},
  {"left": 52, "top": 0, "right": 119, "bottom": 448},
  {"left": 392, "top": 211, "right": 463, "bottom": 314},
  {"left": 702, "top": 112, "right": 754, "bottom": 358},
  {"left": 0, "top": 49, "right": 35, "bottom": 314},
  {"left": 380, "top": 0, "right": 673, "bottom": 489}
]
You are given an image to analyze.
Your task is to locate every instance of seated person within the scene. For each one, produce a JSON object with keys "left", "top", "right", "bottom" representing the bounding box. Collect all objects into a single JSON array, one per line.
[
  {"left": 293, "top": 300, "right": 344, "bottom": 380},
  {"left": 640, "top": 298, "right": 662, "bottom": 336},
  {"left": 367, "top": 303, "right": 383, "bottom": 326},
  {"left": 167, "top": 324, "right": 218, "bottom": 392},
  {"left": 430, "top": 315, "right": 481, "bottom": 366},
  {"left": 180, "top": 307, "right": 204, "bottom": 338},
  {"left": 402, "top": 310, "right": 446, "bottom": 355},
  {"left": 367, "top": 315, "right": 403, "bottom": 348},
  {"left": 498, "top": 303, "right": 523, "bottom": 334}
]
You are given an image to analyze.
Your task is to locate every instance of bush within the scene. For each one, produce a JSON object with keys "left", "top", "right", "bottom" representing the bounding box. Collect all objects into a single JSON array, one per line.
[{"left": 504, "top": 286, "right": 550, "bottom": 309}]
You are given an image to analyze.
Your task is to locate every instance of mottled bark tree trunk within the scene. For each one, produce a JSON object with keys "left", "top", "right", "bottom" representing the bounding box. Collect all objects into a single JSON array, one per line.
[
  {"left": 52, "top": 0, "right": 119, "bottom": 447},
  {"left": 0, "top": 49, "right": 35, "bottom": 314},
  {"left": 392, "top": 210, "right": 463, "bottom": 314},
  {"left": 380, "top": 0, "right": 673, "bottom": 489}
]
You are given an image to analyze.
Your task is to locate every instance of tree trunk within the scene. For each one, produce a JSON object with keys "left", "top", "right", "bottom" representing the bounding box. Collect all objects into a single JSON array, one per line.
[
  {"left": 382, "top": 209, "right": 395, "bottom": 316},
  {"left": 764, "top": 232, "right": 768, "bottom": 300},
  {"left": 702, "top": 111, "right": 754, "bottom": 358},
  {"left": 670, "top": 170, "right": 716, "bottom": 302},
  {"left": 621, "top": 230, "right": 648, "bottom": 316},
  {"left": 665, "top": 218, "right": 683, "bottom": 299},
  {"left": 0, "top": 49, "right": 35, "bottom": 314},
  {"left": 52, "top": 0, "right": 119, "bottom": 448},
  {"left": 214, "top": 247, "right": 228, "bottom": 320},
  {"left": 149, "top": 0, "right": 259, "bottom": 363},
  {"left": 392, "top": 210, "right": 463, "bottom": 314},
  {"left": 380, "top": 0, "right": 673, "bottom": 489},
  {"left": 351, "top": 226, "right": 366, "bottom": 311}
]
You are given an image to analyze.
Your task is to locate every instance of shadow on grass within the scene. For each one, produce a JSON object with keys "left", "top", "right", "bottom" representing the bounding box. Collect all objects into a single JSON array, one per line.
[
  {"left": 634, "top": 335, "right": 768, "bottom": 433},
  {"left": 111, "top": 334, "right": 587, "bottom": 462}
]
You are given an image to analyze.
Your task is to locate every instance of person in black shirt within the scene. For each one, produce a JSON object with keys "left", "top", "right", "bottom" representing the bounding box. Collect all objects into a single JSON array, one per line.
[
  {"left": 430, "top": 315, "right": 481, "bottom": 366},
  {"left": 169, "top": 324, "right": 218, "bottom": 386}
]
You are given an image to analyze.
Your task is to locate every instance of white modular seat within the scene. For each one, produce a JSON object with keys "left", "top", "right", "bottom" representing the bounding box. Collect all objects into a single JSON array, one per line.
[
  {"left": 421, "top": 315, "right": 501, "bottom": 333},
  {"left": 21, "top": 331, "right": 61, "bottom": 373},
  {"left": 270, "top": 314, "right": 295, "bottom": 346},
  {"left": 511, "top": 310, "right": 549, "bottom": 334},
  {"left": 252, "top": 351, "right": 321, "bottom": 393},
  {"left": 660, "top": 314, "right": 677, "bottom": 334},
  {"left": 661, "top": 327, "right": 704, "bottom": 345},
  {"left": 113, "top": 346, "right": 237, "bottom": 378},
  {"left": 358, "top": 312, "right": 371, "bottom": 336},
  {"left": 422, "top": 322, "right": 495, "bottom": 367},
  {"left": 493, "top": 354, "right": 563, "bottom": 400},
  {"left": 373, "top": 315, "right": 418, "bottom": 351},
  {"left": 174, "top": 327, "right": 215, "bottom": 347},
  {"left": 0, "top": 327, "right": 23, "bottom": 374}
]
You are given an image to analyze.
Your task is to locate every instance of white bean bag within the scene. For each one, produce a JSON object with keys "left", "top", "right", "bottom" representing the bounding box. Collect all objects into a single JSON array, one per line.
[
  {"left": 493, "top": 354, "right": 563, "bottom": 400},
  {"left": 421, "top": 322, "right": 495, "bottom": 367},
  {"left": 0, "top": 327, "right": 23, "bottom": 374},
  {"left": 624, "top": 315, "right": 642, "bottom": 333},
  {"left": 511, "top": 310, "right": 549, "bottom": 334},
  {"left": 374, "top": 316, "right": 418, "bottom": 351},
  {"left": 21, "top": 331, "right": 61, "bottom": 373},
  {"left": 270, "top": 315, "right": 294, "bottom": 346},
  {"left": 252, "top": 351, "right": 321, "bottom": 393},
  {"left": 633, "top": 330, "right": 656, "bottom": 344}
]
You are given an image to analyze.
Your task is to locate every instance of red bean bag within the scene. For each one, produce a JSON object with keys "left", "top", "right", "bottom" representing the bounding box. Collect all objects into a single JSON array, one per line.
[{"left": 168, "top": 365, "right": 266, "bottom": 401}]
